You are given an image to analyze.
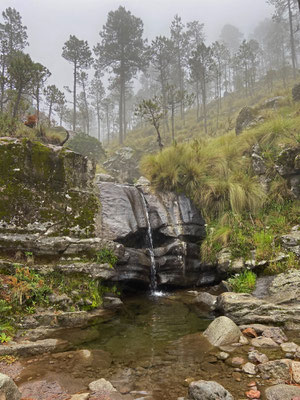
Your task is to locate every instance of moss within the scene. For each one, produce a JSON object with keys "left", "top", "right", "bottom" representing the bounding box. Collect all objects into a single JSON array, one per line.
[{"left": 0, "top": 139, "right": 100, "bottom": 237}]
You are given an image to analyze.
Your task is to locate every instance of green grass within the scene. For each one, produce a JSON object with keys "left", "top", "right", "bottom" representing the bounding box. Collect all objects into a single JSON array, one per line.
[{"left": 228, "top": 270, "right": 257, "bottom": 293}]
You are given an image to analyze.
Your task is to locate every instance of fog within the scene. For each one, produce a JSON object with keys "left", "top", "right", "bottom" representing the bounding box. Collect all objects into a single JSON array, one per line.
[{"left": 1, "top": 0, "right": 273, "bottom": 91}]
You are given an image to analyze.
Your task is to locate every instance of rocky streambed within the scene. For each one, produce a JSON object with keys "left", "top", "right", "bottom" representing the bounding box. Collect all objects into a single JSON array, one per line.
[{"left": 2, "top": 288, "right": 300, "bottom": 400}]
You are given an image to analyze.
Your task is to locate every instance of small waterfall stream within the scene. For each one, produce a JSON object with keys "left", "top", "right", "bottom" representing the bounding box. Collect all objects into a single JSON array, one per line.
[{"left": 139, "top": 191, "right": 158, "bottom": 292}]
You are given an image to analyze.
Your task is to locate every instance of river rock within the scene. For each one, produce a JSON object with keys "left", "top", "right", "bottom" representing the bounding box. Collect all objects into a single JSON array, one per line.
[
  {"left": 242, "top": 362, "right": 257, "bottom": 375},
  {"left": 257, "top": 359, "right": 291, "bottom": 382},
  {"left": 248, "top": 350, "right": 269, "bottom": 364},
  {"left": 88, "top": 378, "right": 117, "bottom": 393},
  {"left": 251, "top": 337, "right": 279, "bottom": 348},
  {"left": 203, "top": 316, "right": 241, "bottom": 347},
  {"left": 194, "top": 292, "right": 217, "bottom": 311},
  {"left": 265, "top": 384, "right": 300, "bottom": 400},
  {"left": 0, "top": 373, "right": 21, "bottom": 400},
  {"left": 188, "top": 380, "right": 233, "bottom": 400},
  {"left": 281, "top": 342, "right": 299, "bottom": 353}
]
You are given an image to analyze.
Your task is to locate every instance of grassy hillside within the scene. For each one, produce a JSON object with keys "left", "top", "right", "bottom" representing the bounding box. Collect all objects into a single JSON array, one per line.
[
  {"left": 132, "top": 83, "right": 300, "bottom": 274},
  {"left": 108, "top": 81, "right": 294, "bottom": 154}
]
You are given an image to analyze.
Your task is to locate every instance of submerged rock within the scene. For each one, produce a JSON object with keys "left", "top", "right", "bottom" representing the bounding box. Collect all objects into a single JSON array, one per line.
[
  {"left": 188, "top": 380, "right": 233, "bottom": 400},
  {"left": 265, "top": 384, "right": 300, "bottom": 400},
  {"left": 88, "top": 378, "right": 117, "bottom": 393}
]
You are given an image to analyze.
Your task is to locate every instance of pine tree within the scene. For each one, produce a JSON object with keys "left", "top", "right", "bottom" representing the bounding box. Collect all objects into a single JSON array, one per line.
[
  {"left": 95, "top": 6, "right": 148, "bottom": 144},
  {"left": 62, "top": 35, "right": 93, "bottom": 131}
]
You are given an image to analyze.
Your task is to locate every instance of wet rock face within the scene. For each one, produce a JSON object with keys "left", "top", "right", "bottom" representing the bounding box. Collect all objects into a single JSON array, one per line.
[{"left": 97, "top": 179, "right": 211, "bottom": 288}]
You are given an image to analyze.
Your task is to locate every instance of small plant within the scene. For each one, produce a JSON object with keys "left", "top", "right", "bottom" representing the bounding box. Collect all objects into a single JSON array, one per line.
[
  {"left": 0, "top": 333, "right": 12, "bottom": 344},
  {"left": 227, "top": 270, "right": 257, "bottom": 293},
  {"left": 95, "top": 248, "right": 118, "bottom": 268},
  {"left": 253, "top": 231, "right": 274, "bottom": 261}
]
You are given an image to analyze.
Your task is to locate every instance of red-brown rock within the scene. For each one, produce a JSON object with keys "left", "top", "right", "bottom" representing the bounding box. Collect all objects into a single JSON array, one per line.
[
  {"left": 243, "top": 328, "right": 258, "bottom": 338},
  {"left": 246, "top": 389, "right": 261, "bottom": 399}
]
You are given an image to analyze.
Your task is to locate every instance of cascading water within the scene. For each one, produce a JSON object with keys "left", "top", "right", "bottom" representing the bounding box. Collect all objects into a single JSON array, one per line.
[{"left": 139, "top": 191, "right": 158, "bottom": 292}]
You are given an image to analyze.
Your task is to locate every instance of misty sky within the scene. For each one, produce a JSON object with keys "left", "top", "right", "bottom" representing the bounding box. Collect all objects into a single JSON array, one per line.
[{"left": 1, "top": 0, "right": 274, "bottom": 94}]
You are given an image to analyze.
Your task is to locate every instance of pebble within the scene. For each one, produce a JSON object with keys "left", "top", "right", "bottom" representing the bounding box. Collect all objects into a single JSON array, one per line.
[
  {"left": 246, "top": 389, "right": 261, "bottom": 399},
  {"left": 242, "top": 362, "right": 257, "bottom": 375},
  {"left": 217, "top": 352, "right": 229, "bottom": 360},
  {"left": 232, "top": 357, "right": 245, "bottom": 366}
]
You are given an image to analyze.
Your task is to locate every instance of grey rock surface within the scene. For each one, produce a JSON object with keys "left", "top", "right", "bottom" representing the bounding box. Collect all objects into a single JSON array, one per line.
[
  {"left": 0, "top": 373, "right": 21, "bottom": 400},
  {"left": 188, "top": 380, "right": 233, "bottom": 400},
  {"left": 203, "top": 316, "right": 241, "bottom": 347},
  {"left": 265, "top": 384, "right": 300, "bottom": 400}
]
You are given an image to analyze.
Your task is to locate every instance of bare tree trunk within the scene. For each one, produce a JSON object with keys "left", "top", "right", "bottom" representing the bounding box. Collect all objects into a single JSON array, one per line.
[
  {"left": 288, "top": 0, "right": 297, "bottom": 79},
  {"left": 171, "top": 102, "right": 175, "bottom": 142},
  {"left": 73, "top": 62, "right": 77, "bottom": 131},
  {"left": 13, "top": 89, "right": 22, "bottom": 119},
  {"left": 97, "top": 109, "right": 101, "bottom": 141}
]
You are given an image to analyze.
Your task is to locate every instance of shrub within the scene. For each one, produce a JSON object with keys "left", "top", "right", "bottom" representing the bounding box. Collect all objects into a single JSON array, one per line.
[{"left": 95, "top": 248, "right": 118, "bottom": 267}]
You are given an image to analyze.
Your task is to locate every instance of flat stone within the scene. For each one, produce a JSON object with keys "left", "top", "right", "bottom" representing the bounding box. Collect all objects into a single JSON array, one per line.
[
  {"left": 242, "top": 362, "right": 257, "bottom": 375},
  {"left": 281, "top": 342, "right": 299, "bottom": 353},
  {"left": 251, "top": 337, "right": 279, "bottom": 348}
]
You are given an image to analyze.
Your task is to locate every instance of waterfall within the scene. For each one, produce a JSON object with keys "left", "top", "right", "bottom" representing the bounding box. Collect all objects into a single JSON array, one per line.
[{"left": 139, "top": 191, "right": 158, "bottom": 292}]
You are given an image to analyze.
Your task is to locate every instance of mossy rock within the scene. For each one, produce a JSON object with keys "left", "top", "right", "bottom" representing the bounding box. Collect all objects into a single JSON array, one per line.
[{"left": 0, "top": 138, "right": 100, "bottom": 237}]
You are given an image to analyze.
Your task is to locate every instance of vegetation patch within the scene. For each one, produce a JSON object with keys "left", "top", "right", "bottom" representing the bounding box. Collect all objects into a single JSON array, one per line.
[{"left": 227, "top": 270, "right": 257, "bottom": 293}]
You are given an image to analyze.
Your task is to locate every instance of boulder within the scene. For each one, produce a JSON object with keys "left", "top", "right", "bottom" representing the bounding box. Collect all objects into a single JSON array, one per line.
[
  {"left": 235, "top": 106, "right": 257, "bottom": 135},
  {"left": 280, "top": 233, "right": 300, "bottom": 258},
  {"left": 275, "top": 146, "right": 300, "bottom": 199},
  {"left": 194, "top": 292, "right": 217, "bottom": 312},
  {"left": 261, "top": 96, "right": 284, "bottom": 109},
  {"left": 265, "top": 384, "right": 300, "bottom": 400},
  {"left": 203, "top": 316, "right": 241, "bottom": 347},
  {"left": 188, "top": 380, "right": 233, "bottom": 400},
  {"left": 268, "top": 269, "right": 300, "bottom": 303},
  {"left": 0, "top": 373, "right": 21, "bottom": 400},
  {"left": 217, "top": 292, "right": 300, "bottom": 328}
]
